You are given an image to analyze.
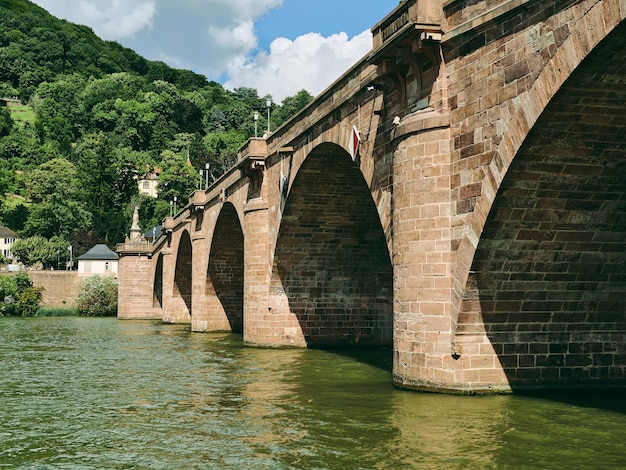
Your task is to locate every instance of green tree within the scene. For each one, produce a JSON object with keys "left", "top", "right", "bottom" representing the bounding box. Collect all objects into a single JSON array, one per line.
[
  {"left": 203, "top": 130, "right": 245, "bottom": 175},
  {"left": 0, "top": 106, "right": 14, "bottom": 136},
  {"left": 73, "top": 135, "right": 138, "bottom": 244},
  {"left": 273, "top": 89, "right": 313, "bottom": 125},
  {"left": 22, "top": 194, "right": 92, "bottom": 239},
  {"left": 10, "top": 235, "right": 68, "bottom": 268},
  {"left": 31, "top": 74, "right": 85, "bottom": 143},
  {"left": 156, "top": 150, "right": 198, "bottom": 204},
  {"left": 0, "top": 273, "right": 43, "bottom": 317},
  {"left": 27, "top": 157, "right": 80, "bottom": 203},
  {"left": 1, "top": 203, "right": 30, "bottom": 232},
  {"left": 23, "top": 158, "right": 92, "bottom": 238}
]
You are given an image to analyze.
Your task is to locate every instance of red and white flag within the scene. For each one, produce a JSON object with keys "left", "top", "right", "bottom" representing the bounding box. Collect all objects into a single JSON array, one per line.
[{"left": 349, "top": 125, "right": 361, "bottom": 161}]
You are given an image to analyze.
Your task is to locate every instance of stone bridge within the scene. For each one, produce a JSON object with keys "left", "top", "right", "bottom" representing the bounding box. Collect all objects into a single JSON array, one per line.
[{"left": 117, "top": 0, "right": 626, "bottom": 393}]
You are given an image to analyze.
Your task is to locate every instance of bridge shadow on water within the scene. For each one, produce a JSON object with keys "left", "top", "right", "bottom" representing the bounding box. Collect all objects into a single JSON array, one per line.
[
  {"left": 515, "top": 389, "right": 626, "bottom": 415},
  {"left": 309, "top": 345, "right": 394, "bottom": 373}
]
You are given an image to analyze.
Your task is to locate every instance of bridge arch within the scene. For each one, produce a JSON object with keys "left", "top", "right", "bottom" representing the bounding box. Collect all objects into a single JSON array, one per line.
[
  {"left": 170, "top": 229, "right": 192, "bottom": 322},
  {"left": 153, "top": 252, "right": 163, "bottom": 309},
  {"left": 453, "top": 10, "right": 626, "bottom": 328},
  {"left": 205, "top": 202, "right": 244, "bottom": 333},
  {"left": 457, "top": 20, "right": 626, "bottom": 387},
  {"left": 269, "top": 142, "right": 393, "bottom": 346}
]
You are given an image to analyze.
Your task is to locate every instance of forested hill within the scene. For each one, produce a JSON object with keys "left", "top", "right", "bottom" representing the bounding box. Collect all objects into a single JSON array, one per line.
[
  {"left": 0, "top": 0, "right": 209, "bottom": 97},
  {"left": 0, "top": 0, "right": 313, "bottom": 267}
]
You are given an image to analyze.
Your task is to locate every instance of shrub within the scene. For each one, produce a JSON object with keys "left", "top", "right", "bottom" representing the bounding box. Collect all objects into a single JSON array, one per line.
[
  {"left": 0, "top": 273, "right": 43, "bottom": 316},
  {"left": 74, "top": 275, "right": 118, "bottom": 316}
]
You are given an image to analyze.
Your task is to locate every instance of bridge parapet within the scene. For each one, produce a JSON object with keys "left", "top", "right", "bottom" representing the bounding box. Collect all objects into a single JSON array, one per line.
[
  {"left": 372, "top": 0, "right": 444, "bottom": 49},
  {"left": 443, "top": 0, "right": 537, "bottom": 38}
]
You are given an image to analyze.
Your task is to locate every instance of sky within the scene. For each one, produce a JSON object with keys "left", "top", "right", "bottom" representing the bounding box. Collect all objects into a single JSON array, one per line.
[{"left": 29, "top": 0, "right": 401, "bottom": 102}]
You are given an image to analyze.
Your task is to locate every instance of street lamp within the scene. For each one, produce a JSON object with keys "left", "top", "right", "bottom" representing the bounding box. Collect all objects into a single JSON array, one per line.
[
  {"left": 254, "top": 111, "right": 259, "bottom": 138},
  {"left": 266, "top": 99, "right": 272, "bottom": 133},
  {"left": 205, "top": 162, "right": 210, "bottom": 188},
  {"left": 199, "top": 169, "right": 203, "bottom": 190},
  {"left": 173, "top": 196, "right": 177, "bottom": 215},
  {"left": 170, "top": 199, "right": 173, "bottom": 217}
]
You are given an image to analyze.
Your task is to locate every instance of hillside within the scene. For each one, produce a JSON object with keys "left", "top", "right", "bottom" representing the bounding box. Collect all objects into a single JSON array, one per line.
[
  {"left": 0, "top": 0, "right": 313, "bottom": 266},
  {"left": 0, "top": 0, "right": 208, "bottom": 99}
]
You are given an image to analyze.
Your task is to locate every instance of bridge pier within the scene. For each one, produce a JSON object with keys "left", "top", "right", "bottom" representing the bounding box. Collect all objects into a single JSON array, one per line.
[
  {"left": 392, "top": 111, "right": 468, "bottom": 391},
  {"left": 117, "top": 243, "right": 161, "bottom": 320},
  {"left": 190, "top": 229, "right": 212, "bottom": 332}
]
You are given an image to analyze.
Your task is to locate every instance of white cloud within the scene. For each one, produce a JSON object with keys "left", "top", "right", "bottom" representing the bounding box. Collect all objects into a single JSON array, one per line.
[
  {"left": 30, "top": 0, "right": 376, "bottom": 104},
  {"left": 199, "top": 0, "right": 283, "bottom": 21},
  {"left": 206, "top": 20, "right": 258, "bottom": 71},
  {"left": 31, "top": 0, "right": 283, "bottom": 75},
  {"left": 33, "top": 0, "right": 156, "bottom": 40},
  {"left": 224, "top": 30, "right": 373, "bottom": 103}
]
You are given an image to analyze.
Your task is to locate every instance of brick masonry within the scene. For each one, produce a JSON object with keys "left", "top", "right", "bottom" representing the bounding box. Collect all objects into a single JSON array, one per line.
[{"left": 118, "top": 0, "right": 626, "bottom": 392}]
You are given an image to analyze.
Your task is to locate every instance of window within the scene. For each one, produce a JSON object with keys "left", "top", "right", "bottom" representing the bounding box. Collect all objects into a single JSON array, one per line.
[
  {"left": 105, "top": 262, "right": 110, "bottom": 271},
  {"left": 143, "top": 181, "right": 150, "bottom": 189}
]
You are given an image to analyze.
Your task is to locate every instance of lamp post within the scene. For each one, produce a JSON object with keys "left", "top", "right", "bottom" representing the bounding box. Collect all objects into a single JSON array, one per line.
[
  {"left": 266, "top": 99, "right": 272, "bottom": 133},
  {"left": 254, "top": 111, "right": 259, "bottom": 138},
  {"left": 173, "top": 196, "right": 177, "bottom": 215},
  {"left": 199, "top": 169, "right": 203, "bottom": 190},
  {"left": 205, "top": 162, "right": 210, "bottom": 188},
  {"left": 170, "top": 200, "right": 173, "bottom": 217}
]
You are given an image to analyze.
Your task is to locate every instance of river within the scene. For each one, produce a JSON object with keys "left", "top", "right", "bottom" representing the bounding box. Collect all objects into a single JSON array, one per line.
[{"left": 1, "top": 317, "right": 625, "bottom": 469}]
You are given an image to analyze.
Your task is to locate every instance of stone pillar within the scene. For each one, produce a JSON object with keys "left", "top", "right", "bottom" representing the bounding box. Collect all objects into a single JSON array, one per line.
[
  {"left": 116, "top": 243, "right": 161, "bottom": 319},
  {"left": 241, "top": 198, "right": 274, "bottom": 346},
  {"left": 190, "top": 228, "right": 212, "bottom": 332},
  {"left": 159, "top": 246, "right": 178, "bottom": 323},
  {"left": 391, "top": 111, "right": 461, "bottom": 391}
]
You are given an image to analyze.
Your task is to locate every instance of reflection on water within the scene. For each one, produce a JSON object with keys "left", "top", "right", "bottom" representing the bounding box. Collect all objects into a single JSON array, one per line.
[{"left": 1, "top": 317, "right": 625, "bottom": 469}]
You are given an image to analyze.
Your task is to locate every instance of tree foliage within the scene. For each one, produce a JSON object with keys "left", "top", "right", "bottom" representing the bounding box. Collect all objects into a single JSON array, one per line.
[
  {"left": 0, "top": 0, "right": 314, "bottom": 253},
  {"left": 10, "top": 235, "right": 68, "bottom": 268},
  {"left": 0, "top": 106, "right": 13, "bottom": 136},
  {"left": 0, "top": 273, "right": 43, "bottom": 317}
]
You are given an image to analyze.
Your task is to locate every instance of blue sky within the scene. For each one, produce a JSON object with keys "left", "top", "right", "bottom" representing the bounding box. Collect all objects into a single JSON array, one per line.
[{"left": 30, "top": 0, "right": 399, "bottom": 102}]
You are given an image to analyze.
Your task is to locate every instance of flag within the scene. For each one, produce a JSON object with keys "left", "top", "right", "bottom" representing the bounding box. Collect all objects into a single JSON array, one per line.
[
  {"left": 279, "top": 170, "right": 288, "bottom": 198},
  {"left": 349, "top": 125, "right": 361, "bottom": 161}
]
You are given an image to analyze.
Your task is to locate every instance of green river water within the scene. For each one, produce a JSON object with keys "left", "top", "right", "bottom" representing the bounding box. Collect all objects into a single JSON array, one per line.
[{"left": 1, "top": 317, "right": 625, "bottom": 469}]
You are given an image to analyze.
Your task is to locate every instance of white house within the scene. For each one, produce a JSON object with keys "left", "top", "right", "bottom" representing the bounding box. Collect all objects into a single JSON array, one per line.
[
  {"left": 138, "top": 169, "right": 160, "bottom": 198},
  {"left": 0, "top": 226, "right": 18, "bottom": 260},
  {"left": 76, "top": 244, "right": 119, "bottom": 276}
]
